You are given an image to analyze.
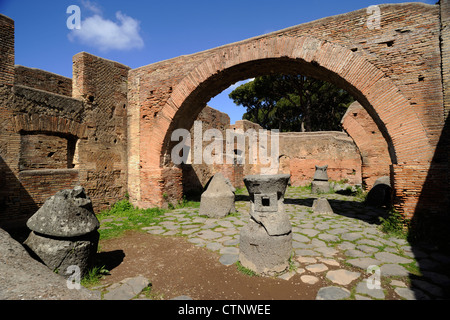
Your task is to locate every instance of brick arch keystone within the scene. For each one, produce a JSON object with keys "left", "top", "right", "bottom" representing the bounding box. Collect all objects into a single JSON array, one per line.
[{"left": 12, "top": 113, "right": 87, "bottom": 138}]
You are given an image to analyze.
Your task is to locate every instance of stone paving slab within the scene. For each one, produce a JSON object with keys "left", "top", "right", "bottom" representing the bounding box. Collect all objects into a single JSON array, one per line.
[
  {"left": 316, "top": 287, "right": 351, "bottom": 300},
  {"left": 103, "top": 276, "right": 151, "bottom": 300},
  {"left": 326, "top": 269, "right": 360, "bottom": 285},
  {"left": 100, "top": 187, "right": 450, "bottom": 300}
]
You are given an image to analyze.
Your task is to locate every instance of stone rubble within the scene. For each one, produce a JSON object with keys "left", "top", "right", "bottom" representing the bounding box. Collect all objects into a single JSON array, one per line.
[
  {"left": 239, "top": 174, "right": 292, "bottom": 276},
  {"left": 23, "top": 186, "right": 100, "bottom": 278},
  {"left": 199, "top": 172, "right": 236, "bottom": 218}
]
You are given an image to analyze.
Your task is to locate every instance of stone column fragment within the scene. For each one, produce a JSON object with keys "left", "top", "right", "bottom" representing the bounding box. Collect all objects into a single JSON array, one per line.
[{"left": 239, "top": 174, "right": 292, "bottom": 276}]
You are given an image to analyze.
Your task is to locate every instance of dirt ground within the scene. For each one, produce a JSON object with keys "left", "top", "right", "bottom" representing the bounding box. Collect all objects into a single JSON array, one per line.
[{"left": 97, "top": 230, "right": 327, "bottom": 300}]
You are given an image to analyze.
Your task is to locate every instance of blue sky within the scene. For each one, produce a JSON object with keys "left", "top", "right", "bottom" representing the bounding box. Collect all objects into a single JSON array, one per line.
[{"left": 1, "top": 0, "right": 436, "bottom": 124}]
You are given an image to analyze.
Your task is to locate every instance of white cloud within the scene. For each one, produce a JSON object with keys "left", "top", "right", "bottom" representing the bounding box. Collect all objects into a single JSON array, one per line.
[
  {"left": 225, "top": 78, "right": 255, "bottom": 92},
  {"left": 81, "top": 0, "right": 102, "bottom": 15},
  {"left": 68, "top": 10, "right": 144, "bottom": 52}
]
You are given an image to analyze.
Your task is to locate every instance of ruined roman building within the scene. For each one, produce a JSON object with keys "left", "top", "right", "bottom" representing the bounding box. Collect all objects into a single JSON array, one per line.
[{"left": 1, "top": 1, "right": 449, "bottom": 241}]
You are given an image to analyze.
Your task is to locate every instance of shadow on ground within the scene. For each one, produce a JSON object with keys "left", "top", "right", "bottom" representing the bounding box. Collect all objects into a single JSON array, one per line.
[
  {"left": 94, "top": 250, "right": 126, "bottom": 273},
  {"left": 284, "top": 197, "right": 388, "bottom": 225},
  {"left": 284, "top": 193, "right": 450, "bottom": 299}
]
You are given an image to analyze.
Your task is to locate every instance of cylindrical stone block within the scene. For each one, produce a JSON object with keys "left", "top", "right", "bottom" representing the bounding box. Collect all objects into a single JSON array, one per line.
[{"left": 239, "top": 219, "right": 292, "bottom": 276}]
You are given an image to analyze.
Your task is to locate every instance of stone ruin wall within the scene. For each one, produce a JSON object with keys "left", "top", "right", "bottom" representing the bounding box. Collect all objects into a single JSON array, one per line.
[
  {"left": 14, "top": 65, "right": 73, "bottom": 97},
  {"left": 71, "top": 52, "right": 129, "bottom": 214},
  {"left": 341, "top": 101, "right": 391, "bottom": 189},
  {"left": 0, "top": 63, "right": 87, "bottom": 226},
  {"left": 278, "top": 131, "right": 362, "bottom": 187},
  {"left": 182, "top": 105, "right": 392, "bottom": 195},
  {"left": 0, "top": 14, "right": 129, "bottom": 228},
  {"left": 1, "top": 0, "right": 449, "bottom": 231},
  {"left": 126, "top": 2, "right": 448, "bottom": 222},
  {"left": 0, "top": 13, "right": 388, "bottom": 227}
]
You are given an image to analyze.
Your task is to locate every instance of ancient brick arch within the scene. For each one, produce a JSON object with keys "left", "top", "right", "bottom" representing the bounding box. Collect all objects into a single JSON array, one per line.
[
  {"left": 161, "top": 36, "right": 431, "bottom": 164},
  {"left": 11, "top": 113, "right": 87, "bottom": 138},
  {"left": 1, "top": 3, "right": 448, "bottom": 231},
  {"left": 127, "top": 2, "right": 447, "bottom": 221},
  {"left": 128, "top": 37, "right": 431, "bottom": 209}
]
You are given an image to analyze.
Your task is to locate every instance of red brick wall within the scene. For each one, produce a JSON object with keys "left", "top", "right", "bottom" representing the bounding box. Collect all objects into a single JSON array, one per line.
[
  {"left": 72, "top": 52, "right": 130, "bottom": 212},
  {"left": 0, "top": 89, "right": 21, "bottom": 225},
  {"left": 182, "top": 106, "right": 232, "bottom": 195},
  {"left": 0, "top": 26, "right": 131, "bottom": 225},
  {"left": 0, "top": 14, "right": 14, "bottom": 86},
  {"left": 0, "top": 83, "right": 86, "bottom": 227},
  {"left": 19, "top": 133, "right": 73, "bottom": 170},
  {"left": 128, "top": 3, "right": 445, "bottom": 220},
  {"left": 278, "top": 131, "right": 362, "bottom": 186},
  {"left": 391, "top": 163, "right": 448, "bottom": 217},
  {"left": 18, "top": 169, "right": 80, "bottom": 220},
  {"left": 15, "top": 65, "right": 72, "bottom": 97},
  {"left": 341, "top": 101, "right": 391, "bottom": 189},
  {"left": 443, "top": 0, "right": 450, "bottom": 119}
]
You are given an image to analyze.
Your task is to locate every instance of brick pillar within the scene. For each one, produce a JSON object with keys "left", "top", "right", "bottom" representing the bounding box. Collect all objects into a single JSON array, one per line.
[
  {"left": 440, "top": 0, "right": 449, "bottom": 185},
  {"left": 0, "top": 14, "right": 14, "bottom": 86},
  {"left": 391, "top": 164, "right": 447, "bottom": 218},
  {"left": 139, "top": 166, "right": 183, "bottom": 208},
  {"left": 72, "top": 52, "right": 130, "bottom": 211},
  {"left": 441, "top": 0, "right": 450, "bottom": 118}
]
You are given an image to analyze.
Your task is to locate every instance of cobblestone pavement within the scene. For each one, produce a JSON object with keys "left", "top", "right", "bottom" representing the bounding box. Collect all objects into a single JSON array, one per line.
[{"left": 104, "top": 187, "right": 450, "bottom": 300}]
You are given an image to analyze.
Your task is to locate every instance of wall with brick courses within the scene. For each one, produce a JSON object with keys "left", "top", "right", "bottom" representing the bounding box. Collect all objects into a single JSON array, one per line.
[
  {"left": 0, "top": 16, "right": 130, "bottom": 226},
  {"left": 72, "top": 52, "right": 130, "bottom": 212},
  {"left": 0, "top": 14, "right": 14, "bottom": 86},
  {"left": 403, "top": 0, "right": 450, "bottom": 242},
  {"left": 0, "top": 87, "right": 23, "bottom": 225},
  {"left": 439, "top": 0, "right": 449, "bottom": 199},
  {"left": 182, "top": 106, "right": 232, "bottom": 195},
  {"left": 228, "top": 120, "right": 273, "bottom": 181},
  {"left": 128, "top": 3, "right": 445, "bottom": 221},
  {"left": 440, "top": 0, "right": 450, "bottom": 119},
  {"left": 18, "top": 169, "right": 80, "bottom": 221},
  {"left": 278, "top": 131, "right": 362, "bottom": 186},
  {"left": 341, "top": 101, "right": 391, "bottom": 189},
  {"left": 19, "top": 133, "right": 74, "bottom": 170},
  {"left": 0, "top": 83, "right": 85, "bottom": 227},
  {"left": 14, "top": 65, "right": 72, "bottom": 97},
  {"left": 182, "top": 106, "right": 363, "bottom": 195}
]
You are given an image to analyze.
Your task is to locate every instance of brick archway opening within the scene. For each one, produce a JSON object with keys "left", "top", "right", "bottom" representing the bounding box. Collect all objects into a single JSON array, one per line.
[
  {"left": 161, "top": 58, "right": 396, "bottom": 200},
  {"left": 128, "top": 36, "right": 434, "bottom": 219},
  {"left": 161, "top": 57, "right": 395, "bottom": 169}
]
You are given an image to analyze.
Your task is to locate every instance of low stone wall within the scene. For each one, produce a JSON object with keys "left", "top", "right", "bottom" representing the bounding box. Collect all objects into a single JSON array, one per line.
[
  {"left": 278, "top": 131, "right": 362, "bottom": 186},
  {"left": 182, "top": 107, "right": 363, "bottom": 194},
  {"left": 14, "top": 65, "right": 72, "bottom": 97}
]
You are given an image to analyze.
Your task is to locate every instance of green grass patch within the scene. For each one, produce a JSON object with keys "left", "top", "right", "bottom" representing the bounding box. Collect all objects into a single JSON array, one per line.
[
  {"left": 379, "top": 209, "right": 408, "bottom": 239},
  {"left": 133, "top": 284, "right": 165, "bottom": 300},
  {"left": 227, "top": 210, "right": 242, "bottom": 218},
  {"left": 289, "top": 184, "right": 312, "bottom": 193},
  {"left": 97, "top": 196, "right": 202, "bottom": 241},
  {"left": 81, "top": 265, "right": 110, "bottom": 288},
  {"left": 234, "top": 187, "right": 248, "bottom": 195},
  {"left": 169, "top": 196, "right": 200, "bottom": 209},
  {"left": 98, "top": 199, "right": 166, "bottom": 240},
  {"left": 401, "top": 261, "right": 421, "bottom": 277},
  {"left": 235, "top": 261, "right": 258, "bottom": 277},
  {"left": 288, "top": 252, "right": 297, "bottom": 272}
]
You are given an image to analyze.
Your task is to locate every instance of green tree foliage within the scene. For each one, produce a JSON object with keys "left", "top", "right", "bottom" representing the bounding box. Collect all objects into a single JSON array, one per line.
[{"left": 229, "top": 74, "right": 354, "bottom": 132}]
